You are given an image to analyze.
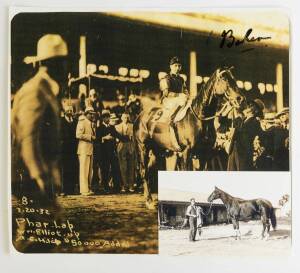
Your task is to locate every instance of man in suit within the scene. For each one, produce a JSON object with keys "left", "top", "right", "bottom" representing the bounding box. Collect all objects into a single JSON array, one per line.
[
  {"left": 76, "top": 107, "right": 96, "bottom": 195},
  {"left": 115, "top": 113, "right": 136, "bottom": 193},
  {"left": 97, "top": 110, "right": 128, "bottom": 193},
  {"left": 61, "top": 105, "right": 78, "bottom": 195},
  {"left": 186, "top": 198, "right": 198, "bottom": 241},
  {"left": 227, "top": 99, "right": 264, "bottom": 171}
]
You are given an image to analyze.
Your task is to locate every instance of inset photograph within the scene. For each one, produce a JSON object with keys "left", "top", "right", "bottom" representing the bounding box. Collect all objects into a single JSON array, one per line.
[{"left": 159, "top": 172, "right": 291, "bottom": 256}]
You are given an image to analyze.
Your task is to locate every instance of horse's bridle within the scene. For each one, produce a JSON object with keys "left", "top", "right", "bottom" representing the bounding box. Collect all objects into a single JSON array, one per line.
[{"left": 189, "top": 69, "right": 239, "bottom": 122}]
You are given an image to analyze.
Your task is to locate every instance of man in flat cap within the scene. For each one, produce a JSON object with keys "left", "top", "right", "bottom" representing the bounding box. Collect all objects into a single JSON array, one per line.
[{"left": 76, "top": 107, "right": 96, "bottom": 195}]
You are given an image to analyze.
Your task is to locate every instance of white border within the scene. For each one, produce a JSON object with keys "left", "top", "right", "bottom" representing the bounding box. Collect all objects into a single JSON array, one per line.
[{"left": 1, "top": 1, "right": 300, "bottom": 272}]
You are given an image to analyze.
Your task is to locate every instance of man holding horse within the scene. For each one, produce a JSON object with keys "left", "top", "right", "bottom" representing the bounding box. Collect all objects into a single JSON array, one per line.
[{"left": 186, "top": 198, "right": 198, "bottom": 241}]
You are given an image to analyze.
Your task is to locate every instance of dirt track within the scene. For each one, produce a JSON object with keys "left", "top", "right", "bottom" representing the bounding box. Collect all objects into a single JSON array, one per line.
[
  {"left": 57, "top": 193, "right": 158, "bottom": 253},
  {"left": 159, "top": 218, "right": 291, "bottom": 256},
  {"left": 12, "top": 193, "right": 158, "bottom": 254}
]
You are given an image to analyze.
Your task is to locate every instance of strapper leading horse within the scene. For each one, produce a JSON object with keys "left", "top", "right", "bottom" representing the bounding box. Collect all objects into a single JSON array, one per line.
[
  {"left": 207, "top": 186, "right": 277, "bottom": 240},
  {"left": 134, "top": 67, "right": 245, "bottom": 209}
]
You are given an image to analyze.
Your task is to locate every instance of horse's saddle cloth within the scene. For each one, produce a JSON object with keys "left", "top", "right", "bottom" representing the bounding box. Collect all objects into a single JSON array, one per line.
[{"left": 145, "top": 104, "right": 189, "bottom": 152}]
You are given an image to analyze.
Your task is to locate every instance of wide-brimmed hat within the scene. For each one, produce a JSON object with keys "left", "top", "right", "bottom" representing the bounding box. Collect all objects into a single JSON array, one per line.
[
  {"left": 251, "top": 99, "right": 265, "bottom": 112},
  {"left": 23, "top": 34, "right": 68, "bottom": 64},
  {"left": 110, "top": 113, "right": 119, "bottom": 121},
  {"left": 85, "top": 106, "right": 96, "bottom": 114},
  {"left": 170, "top": 56, "right": 181, "bottom": 65},
  {"left": 276, "top": 107, "right": 289, "bottom": 118},
  {"left": 101, "top": 109, "right": 111, "bottom": 117}
]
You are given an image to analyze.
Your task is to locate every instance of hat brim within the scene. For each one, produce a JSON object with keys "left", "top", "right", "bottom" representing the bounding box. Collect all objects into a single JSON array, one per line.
[{"left": 23, "top": 53, "right": 67, "bottom": 64}]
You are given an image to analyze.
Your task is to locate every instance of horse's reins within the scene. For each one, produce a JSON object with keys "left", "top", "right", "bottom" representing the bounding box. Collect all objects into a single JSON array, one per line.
[
  {"left": 200, "top": 201, "right": 213, "bottom": 216},
  {"left": 190, "top": 101, "right": 229, "bottom": 122}
]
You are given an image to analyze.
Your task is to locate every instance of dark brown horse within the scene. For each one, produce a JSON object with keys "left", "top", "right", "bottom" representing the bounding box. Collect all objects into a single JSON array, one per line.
[
  {"left": 134, "top": 68, "right": 244, "bottom": 209},
  {"left": 207, "top": 187, "right": 277, "bottom": 240}
]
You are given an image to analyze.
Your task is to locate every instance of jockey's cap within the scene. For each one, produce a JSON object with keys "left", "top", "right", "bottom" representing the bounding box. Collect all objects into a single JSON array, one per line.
[{"left": 170, "top": 56, "right": 181, "bottom": 65}]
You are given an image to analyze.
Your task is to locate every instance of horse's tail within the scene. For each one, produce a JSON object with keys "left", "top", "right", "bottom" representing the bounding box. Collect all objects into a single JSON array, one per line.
[{"left": 270, "top": 207, "right": 277, "bottom": 231}]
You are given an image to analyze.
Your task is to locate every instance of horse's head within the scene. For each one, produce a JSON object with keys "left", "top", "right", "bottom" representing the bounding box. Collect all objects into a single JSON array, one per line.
[
  {"left": 211, "top": 67, "right": 244, "bottom": 109},
  {"left": 207, "top": 186, "right": 222, "bottom": 202}
]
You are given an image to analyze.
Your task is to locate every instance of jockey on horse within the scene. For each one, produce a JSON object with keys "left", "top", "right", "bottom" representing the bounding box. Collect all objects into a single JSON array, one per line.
[{"left": 149, "top": 56, "right": 192, "bottom": 152}]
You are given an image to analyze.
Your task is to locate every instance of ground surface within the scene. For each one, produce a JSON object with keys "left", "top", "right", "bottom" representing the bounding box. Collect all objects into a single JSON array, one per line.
[
  {"left": 12, "top": 193, "right": 158, "bottom": 254},
  {"left": 159, "top": 218, "right": 291, "bottom": 256}
]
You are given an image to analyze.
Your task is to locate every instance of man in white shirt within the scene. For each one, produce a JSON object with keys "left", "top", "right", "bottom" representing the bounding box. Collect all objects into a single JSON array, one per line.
[{"left": 185, "top": 198, "right": 198, "bottom": 241}]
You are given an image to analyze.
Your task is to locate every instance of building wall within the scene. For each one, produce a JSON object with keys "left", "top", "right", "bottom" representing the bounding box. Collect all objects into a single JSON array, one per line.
[{"left": 159, "top": 202, "right": 227, "bottom": 227}]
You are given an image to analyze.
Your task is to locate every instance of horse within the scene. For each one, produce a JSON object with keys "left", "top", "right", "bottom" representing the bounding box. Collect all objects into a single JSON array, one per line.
[
  {"left": 207, "top": 186, "right": 277, "bottom": 240},
  {"left": 133, "top": 67, "right": 245, "bottom": 209}
]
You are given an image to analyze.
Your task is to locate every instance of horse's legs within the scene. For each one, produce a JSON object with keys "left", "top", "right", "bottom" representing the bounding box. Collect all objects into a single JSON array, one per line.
[
  {"left": 236, "top": 220, "right": 241, "bottom": 240},
  {"left": 261, "top": 217, "right": 267, "bottom": 240},
  {"left": 138, "top": 142, "right": 155, "bottom": 210},
  {"left": 232, "top": 217, "right": 241, "bottom": 240},
  {"left": 232, "top": 218, "right": 238, "bottom": 240},
  {"left": 260, "top": 207, "right": 271, "bottom": 240}
]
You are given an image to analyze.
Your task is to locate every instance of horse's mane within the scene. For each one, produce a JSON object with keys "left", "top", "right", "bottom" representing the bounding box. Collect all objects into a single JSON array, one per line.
[
  {"left": 193, "top": 70, "right": 219, "bottom": 110},
  {"left": 192, "top": 68, "right": 238, "bottom": 118},
  {"left": 216, "top": 187, "right": 245, "bottom": 202}
]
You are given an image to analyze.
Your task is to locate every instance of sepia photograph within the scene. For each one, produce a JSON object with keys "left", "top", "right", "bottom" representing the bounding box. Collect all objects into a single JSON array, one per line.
[
  {"left": 10, "top": 10, "right": 289, "bottom": 253},
  {"left": 158, "top": 172, "right": 291, "bottom": 256}
]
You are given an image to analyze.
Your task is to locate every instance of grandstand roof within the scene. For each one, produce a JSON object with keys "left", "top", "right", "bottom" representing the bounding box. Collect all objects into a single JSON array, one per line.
[{"left": 110, "top": 11, "right": 289, "bottom": 48}]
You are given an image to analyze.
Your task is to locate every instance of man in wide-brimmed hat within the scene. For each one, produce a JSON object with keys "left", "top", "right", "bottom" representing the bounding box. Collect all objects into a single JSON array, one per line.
[
  {"left": 276, "top": 107, "right": 289, "bottom": 129},
  {"left": 11, "top": 34, "right": 69, "bottom": 252},
  {"left": 12, "top": 34, "right": 69, "bottom": 200},
  {"left": 97, "top": 109, "right": 128, "bottom": 193},
  {"left": 76, "top": 107, "right": 97, "bottom": 195}
]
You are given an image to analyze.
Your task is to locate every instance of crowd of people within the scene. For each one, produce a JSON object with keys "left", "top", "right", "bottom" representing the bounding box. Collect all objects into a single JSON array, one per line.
[
  {"left": 213, "top": 102, "right": 290, "bottom": 172},
  {"left": 61, "top": 91, "right": 142, "bottom": 196},
  {"left": 11, "top": 33, "right": 290, "bottom": 202}
]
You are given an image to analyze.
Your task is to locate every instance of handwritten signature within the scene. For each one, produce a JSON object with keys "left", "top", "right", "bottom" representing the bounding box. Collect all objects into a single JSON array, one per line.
[{"left": 219, "top": 28, "right": 271, "bottom": 52}]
